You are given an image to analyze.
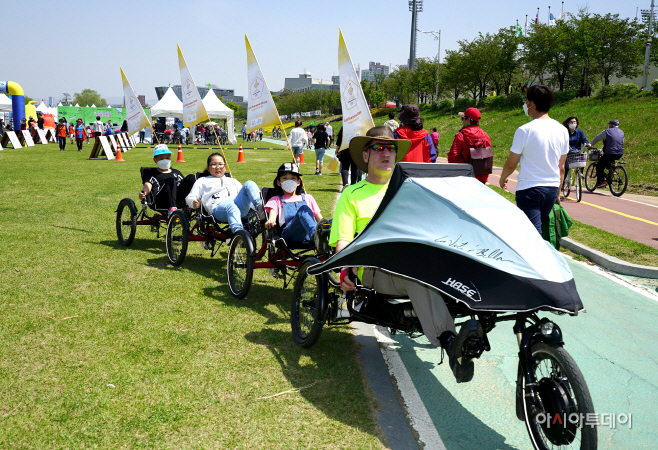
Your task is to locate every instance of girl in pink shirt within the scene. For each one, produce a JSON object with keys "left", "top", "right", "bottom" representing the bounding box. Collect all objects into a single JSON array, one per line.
[{"left": 264, "top": 163, "right": 322, "bottom": 243}]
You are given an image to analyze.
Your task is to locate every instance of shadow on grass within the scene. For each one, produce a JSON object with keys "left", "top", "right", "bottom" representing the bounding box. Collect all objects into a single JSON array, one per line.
[
  {"left": 245, "top": 327, "right": 386, "bottom": 446},
  {"left": 97, "top": 238, "right": 166, "bottom": 254},
  {"left": 202, "top": 282, "right": 291, "bottom": 326},
  {"left": 52, "top": 225, "right": 93, "bottom": 233}
]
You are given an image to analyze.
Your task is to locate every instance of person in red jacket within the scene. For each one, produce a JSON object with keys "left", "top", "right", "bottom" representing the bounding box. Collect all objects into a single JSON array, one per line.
[
  {"left": 56, "top": 118, "right": 68, "bottom": 151},
  {"left": 448, "top": 107, "right": 492, "bottom": 184},
  {"left": 394, "top": 104, "right": 436, "bottom": 163}
]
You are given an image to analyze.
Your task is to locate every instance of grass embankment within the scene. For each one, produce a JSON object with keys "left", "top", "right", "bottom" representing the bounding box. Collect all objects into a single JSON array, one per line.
[
  {"left": 488, "top": 185, "right": 658, "bottom": 266},
  {"left": 0, "top": 143, "right": 385, "bottom": 448},
  {"left": 374, "top": 96, "right": 658, "bottom": 196}
]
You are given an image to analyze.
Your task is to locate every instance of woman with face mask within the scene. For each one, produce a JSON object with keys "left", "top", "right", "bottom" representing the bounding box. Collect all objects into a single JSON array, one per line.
[
  {"left": 562, "top": 116, "right": 589, "bottom": 183},
  {"left": 139, "top": 144, "right": 185, "bottom": 217}
]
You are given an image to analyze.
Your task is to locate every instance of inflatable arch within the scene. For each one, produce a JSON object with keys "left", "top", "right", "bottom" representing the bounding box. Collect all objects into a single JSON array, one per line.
[{"left": 0, "top": 81, "right": 25, "bottom": 130}]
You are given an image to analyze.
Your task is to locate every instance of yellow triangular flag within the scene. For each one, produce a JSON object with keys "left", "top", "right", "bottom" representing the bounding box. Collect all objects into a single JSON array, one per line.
[
  {"left": 338, "top": 28, "right": 375, "bottom": 151},
  {"left": 245, "top": 35, "right": 283, "bottom": 133},
  {"left": 178, "top": 44, "right": 210, "bottom": 127},
  {"left": 121, "top": 68, "right": 153, "bottom": 136}
]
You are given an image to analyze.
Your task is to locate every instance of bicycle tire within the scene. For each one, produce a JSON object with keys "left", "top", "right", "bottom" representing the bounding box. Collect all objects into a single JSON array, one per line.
[
  {"left": 575, "top": 169, "right": 582, "bottom": 202},
  {"left": 584, "top": 163, "right": 597, "bottom": 192},
  {"left": 561, "top": 172, "right": 571, "bottom": 198},
  {"left": 608, "top": 165, "right": 628, "bottom": 197}
]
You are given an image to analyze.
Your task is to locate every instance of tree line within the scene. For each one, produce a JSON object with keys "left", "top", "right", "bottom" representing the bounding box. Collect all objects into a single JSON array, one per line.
[{"left": 373, "top": 10, "right": 655, "bottom": 105}]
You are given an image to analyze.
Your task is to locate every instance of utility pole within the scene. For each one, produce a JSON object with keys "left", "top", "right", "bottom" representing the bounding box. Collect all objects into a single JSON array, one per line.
[
  {"left": 408, "top": 0, "right": 423, "bottom": 70},
  {"left": 641, "top": 0, "right": 656, "bottom": 90},
  {"left": 417, "top": 29, "right": 441, "bottom": 99}
]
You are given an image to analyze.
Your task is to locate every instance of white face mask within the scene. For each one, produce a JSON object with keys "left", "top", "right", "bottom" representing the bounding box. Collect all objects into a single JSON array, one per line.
[
  {"left": 280, "top": 179, "right": 298, "bottom": 193},
  {"left": 569, "top": 123, "right": 577, "bottom": 130},
  {"left": 156, "top": 159, "right": 171, "bottom": 170},
  {"left": 523, "top": 102, "right": 530, "bottom": 117}
]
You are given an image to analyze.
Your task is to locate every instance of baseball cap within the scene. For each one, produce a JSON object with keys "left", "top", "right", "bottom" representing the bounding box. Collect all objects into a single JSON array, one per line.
[
  {"left": 458, "top": 107, "right": 481, "bottom": 121},
  {"left": 276, "top": 162, "right": 302, "bottom": 177},
  {"left": 153, "top": 144, "right": 172, "bottom": 157},
  {"left": 608, "top": 119, "right": 619, "bottom": 126}
]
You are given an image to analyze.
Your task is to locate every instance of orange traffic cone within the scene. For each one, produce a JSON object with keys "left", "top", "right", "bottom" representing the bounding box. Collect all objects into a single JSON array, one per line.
[
  {"left": 115, "top": 140, "right": 124, "bottom": 161},
  {"left": 176, "top": 143, "right": 185, "bottom": 162},
  {"left": 237, "top": 144, "right": 245, "bottom": 163},
  {"left": 299, "top": 151, "right": 305, "bottom": 164}
]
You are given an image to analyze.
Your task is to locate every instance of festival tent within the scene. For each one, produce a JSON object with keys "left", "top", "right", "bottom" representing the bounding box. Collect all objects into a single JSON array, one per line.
[
  {"left": 0, "top": 94, "right": 11, "bottom": 112},
  {"left": 35, "top": 101, "right": 49, "bottom": 114},
  {"left": 57, "top": 102, "right": 62, "bottom": 107},
  {"left": 90, "top": 104, "right": 96, "bottom": 108},
  {"left": 150, "top": 87, "right": 183, "bottom": 119},
  {"left": 202, "top": 90, "right": 237, "bottom": 144},
  {"left": 74, "top": 103, "right": 80, "bottom": 107}
]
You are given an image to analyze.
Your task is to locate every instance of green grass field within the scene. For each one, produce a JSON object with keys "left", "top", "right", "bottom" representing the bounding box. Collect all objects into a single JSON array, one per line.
[{"left": 0, "top": 142, "right": 386, "bottom": 449}]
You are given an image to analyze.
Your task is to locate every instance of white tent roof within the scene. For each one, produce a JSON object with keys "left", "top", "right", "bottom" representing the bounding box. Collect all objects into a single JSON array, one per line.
[
  {"left": 203, "top": 90, "right": 233, "bottom": 118},
  {"left": 0, "top": 93, "right": 12, "bottom": 112},
  {"left": 150, "top": 87, "right": 183, "bottom": 119},
  {"left": 57, "top": 102, "right": 62, "bottom": 107},
  {"left": 90, "top": 104, "right": 96, "bottom": 108},
  {"left": 74, "top": 103, "right": 80, "bottom": 107},
  {"left": 36, "top": 101, "right": 49, "bottom": 113},
  {"left": 202, "top": 90, "right": 236, "bottom": 144}
]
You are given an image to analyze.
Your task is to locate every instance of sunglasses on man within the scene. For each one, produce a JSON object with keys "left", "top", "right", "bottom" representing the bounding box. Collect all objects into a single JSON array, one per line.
[{"left": 369, "top": 143, "right": 398, "bottom": 152}]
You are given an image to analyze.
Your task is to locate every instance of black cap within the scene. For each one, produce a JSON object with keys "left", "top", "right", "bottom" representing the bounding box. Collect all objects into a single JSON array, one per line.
[{"left": 277, "top": 162, "right": 302, "bottom": 177}]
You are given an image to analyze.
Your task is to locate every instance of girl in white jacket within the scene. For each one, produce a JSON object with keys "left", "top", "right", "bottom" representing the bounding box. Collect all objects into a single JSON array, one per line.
[{"left": 185, "top": 153, "right": 262, "bottom": 232}]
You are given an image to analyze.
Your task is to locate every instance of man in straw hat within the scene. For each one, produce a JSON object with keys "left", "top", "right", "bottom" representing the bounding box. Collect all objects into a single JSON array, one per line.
[{"left": 329, "top": 126, "right": 482, "bottom": 383}]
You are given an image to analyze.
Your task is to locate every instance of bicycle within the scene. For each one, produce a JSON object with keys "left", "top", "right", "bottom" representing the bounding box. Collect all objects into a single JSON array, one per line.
[
  {"left": 562, "top": 150, "right": 587, "bottom": 202},
  {"left": 584, "top": 148, "right": 628, "bottom": 197}
]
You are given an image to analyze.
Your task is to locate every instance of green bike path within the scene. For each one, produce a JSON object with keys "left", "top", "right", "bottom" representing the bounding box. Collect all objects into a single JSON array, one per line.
[{"left": 388, "top": 259, "right": 658, "bottom": 449}]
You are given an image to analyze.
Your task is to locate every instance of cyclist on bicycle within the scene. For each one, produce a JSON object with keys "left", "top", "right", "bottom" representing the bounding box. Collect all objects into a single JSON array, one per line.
[
  {"left": 561, "top": 116, "right": 589, "bottom": 190},
  {"left": 588, "top": 119, "right": 624, "bottom": 189}
]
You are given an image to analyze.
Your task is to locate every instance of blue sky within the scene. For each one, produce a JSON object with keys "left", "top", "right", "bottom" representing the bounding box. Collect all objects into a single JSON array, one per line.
[{"left": 4, "top": 0, "right": 644, "bottom": 104}]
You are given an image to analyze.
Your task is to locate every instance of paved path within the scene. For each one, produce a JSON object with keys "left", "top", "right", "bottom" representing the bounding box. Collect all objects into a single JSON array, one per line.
[
  {"left": 383, "top": 259, "right": 658, "bottom": 449},
  {"left": 441, "top": 157, "right": 658, "bottom": 249}
]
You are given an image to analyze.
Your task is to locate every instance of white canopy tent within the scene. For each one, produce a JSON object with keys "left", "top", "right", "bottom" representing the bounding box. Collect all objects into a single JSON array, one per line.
[
  {"left": 35, "top": 101, "right": 49, "bottom": 114},
  {"left": 0, "top": 93, "right": 12, "bottom": 112},
  {"left": 150, "top": 87, "right": 183, "bottom": 119},
  {"left": 202, "top": 90, "right": 237, "bottom": 144},
  {"left": 90, "top": 104, "right": 96, "bottom": 108}
]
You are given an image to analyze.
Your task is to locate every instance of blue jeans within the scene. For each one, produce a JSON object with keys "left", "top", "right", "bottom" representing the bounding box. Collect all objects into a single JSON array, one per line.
[
  {"left": 292, "top": 145, "right": 303, "bottom": 155},
  {"left": 281, "top": 204, "right": 317, "bottom": 243},
  {"left": 212, "top": 181, "right": 261, "bottom": 232},
  {"left": 515, "top": 186, "right": 559, "bottom": 234},
  {"left": 315, "top": 147, "right": 326, "bottom": 161}
]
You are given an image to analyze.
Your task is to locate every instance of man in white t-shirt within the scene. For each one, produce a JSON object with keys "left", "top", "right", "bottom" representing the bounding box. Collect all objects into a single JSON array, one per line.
[
  {"left": 325, "top": 122, "right": 333, "bottom": 147},
  {"left": 499, "top": 85, "right": 568, "bottom": 234}
]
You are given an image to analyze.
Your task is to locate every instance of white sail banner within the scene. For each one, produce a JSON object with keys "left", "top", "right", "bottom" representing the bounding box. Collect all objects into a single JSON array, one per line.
[{"left": 338, "top": 28, "right": 375, "bottom": 151}]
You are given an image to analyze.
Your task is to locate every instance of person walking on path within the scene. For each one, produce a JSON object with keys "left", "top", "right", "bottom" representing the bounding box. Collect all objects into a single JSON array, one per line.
[
  {"left": 335, "top": 128, "right": 362, "bottom": 192},
  {"left": 68, "top": 122, "right": 75, "bottom": 144},
  {"left": 499, "top": 85, "right": 568, "bottom": 234},
  {"left": 241, "top": 122, "right": 247, "bottom": 141},
  {"left": 325, "top": 122, "right": 334, "bottom": 147},
  {"left": 430, "top": 127, "right": 439, "bottom": 149},
  {"left": 448, "top": 107, "right": 492, "bottom": 184},
  {"left": 74, "top": 119, "right": 87, "bottom": 152},
  {"left": 56, "top": 118, "right": 68, "bottom": 151},
  {"left": 288, "top": 120, "right": 308, "bottom": 166},
  {"left": 383, "top": 111, "right": 399, "bottom": 134},
  {"left": 312, "top": 123, "right": 330, "bottom": 175},
  {"left": 588, "top": 119, "right": 624, "bottom": 189},
  {"left": 394, "top": 105, "right": 436, "bottom": 163}
]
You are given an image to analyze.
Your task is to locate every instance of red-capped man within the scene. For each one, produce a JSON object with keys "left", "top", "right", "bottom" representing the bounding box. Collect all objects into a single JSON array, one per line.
[{"left": 448, "top": 107, "right": 492, "bottom": 184}]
